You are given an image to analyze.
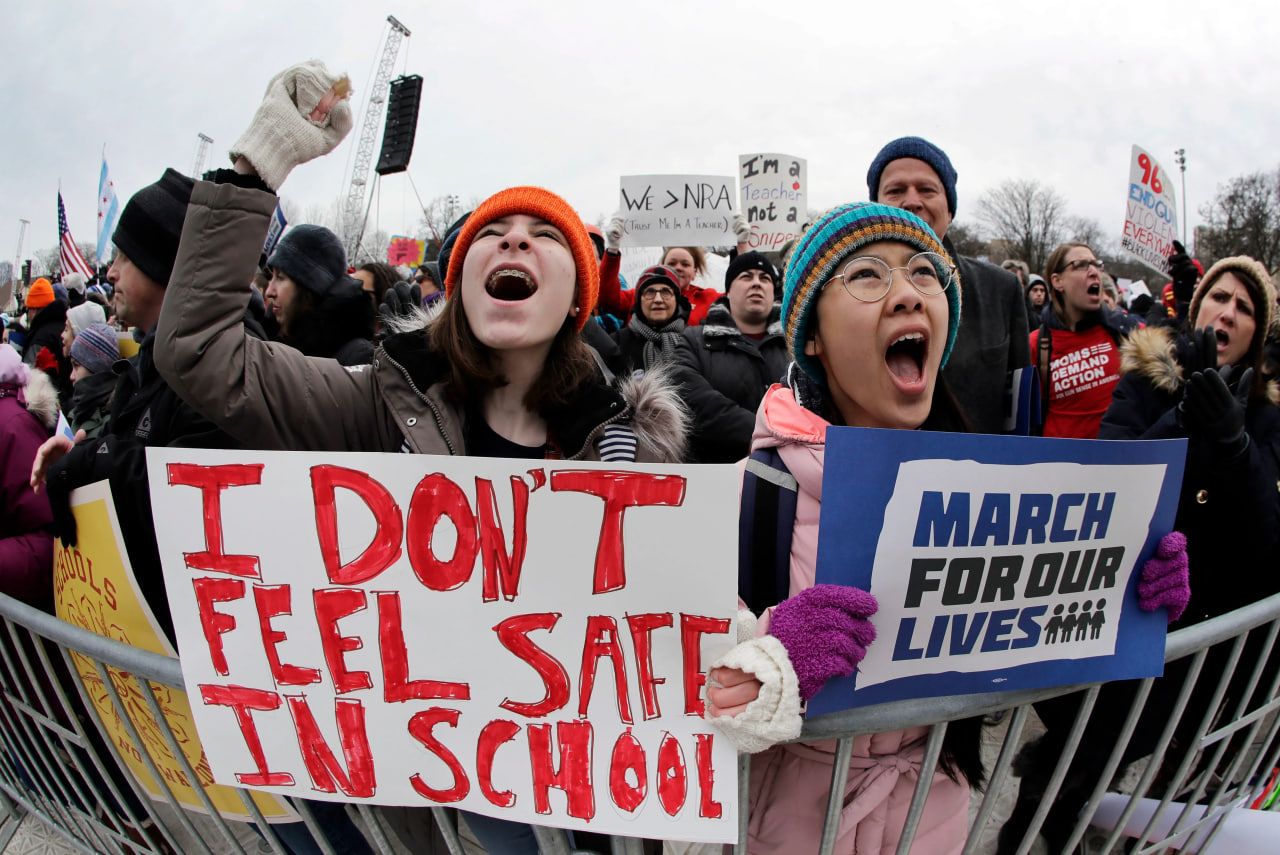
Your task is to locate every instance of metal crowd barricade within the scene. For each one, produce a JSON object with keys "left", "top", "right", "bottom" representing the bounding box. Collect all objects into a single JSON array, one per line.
[{"left": 0, "top": 588, "right": 1278, "bottom": 855}]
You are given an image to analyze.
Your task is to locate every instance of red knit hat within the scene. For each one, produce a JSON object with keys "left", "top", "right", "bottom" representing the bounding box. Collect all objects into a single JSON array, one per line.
[
  {"left": 25, "top": 278, "right": 54, "bottom": 310},
  {"left": 444, "top": 187, "right": 599, "bottom": 331}
]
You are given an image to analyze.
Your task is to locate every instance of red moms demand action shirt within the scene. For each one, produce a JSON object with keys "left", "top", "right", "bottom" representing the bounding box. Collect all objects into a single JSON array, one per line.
[{"left": 1029, "top": 324, "right": 1121, "bottom": 439}]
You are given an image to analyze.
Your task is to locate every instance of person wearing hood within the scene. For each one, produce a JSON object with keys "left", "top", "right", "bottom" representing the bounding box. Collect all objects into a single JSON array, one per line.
[
  {"left": 611, "top": 264, "right": 691, "bottom": 376},
  {"left": 1, "top": 345, "right": 58, "bottom": 608},
  {"left": 66, "top": 322, "right": 121, "bottom": 438},
  {"left": 1030, "top": 242, "right": 1142, "bottom": 438},
  {"left": 672, "top": 251, "right": 789, "bottom": 462},
  {"left": 1024, "top": 273, "right": 1047, "bottom": 328},
  {"left": 266, "top": 226, "right": 375, "bottom": 366},
  {"left": 1000, "top": 257, "right": 1279, "bottom": 854},
  {"left": 146, "top": 61, "right": 689, "bottom": 854}
]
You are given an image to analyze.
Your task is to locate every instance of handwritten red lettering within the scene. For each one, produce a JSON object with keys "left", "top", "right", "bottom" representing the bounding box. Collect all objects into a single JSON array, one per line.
[
  {"left": 476, "top": 719, "right": 521, "bottom": 808},
  {"left": 192, "top": 577, "right": 245, "bottom": 676},
  {"left": 626, "top": 613, "right": 673, "bottom": 720},
  {"left": 407, "top": 707, "right": 470, "bottom": 802},
  {"left": 286, "top": 695, "right": 376, "bottom": 797},
  {"left": 376, "top": 591, "right": 470, "bottom": 702},
  {"left": 549, "top": 471, "right": 687, "bottom": 593},
  {"left": 476, "top": 476, "right": 530, "bottom": 603},
  {"left": 493, "top": 613, "right": 570, "bottom": 718},
  {"left": 198, "top": 684, "right": 292, "bottom": 786},
  {"left": 313, "top": 588, "right": 372, "bottom": 694},
  {"left": 407, "top": 474, "right": 478, "bottom": 591},
  {"left": 310, "top": 465, "right": 403, "bottom": 585},
  {"left": 680, "top": 614, "right": 731, "bottom": 715},
  {"left": 578, "top": 616, "right": 633, "bottom": 723},
  {"left": 253, "top": 584, "right": 320, "bottom": 686},
  {"left": 528, "top": 720, "right": 595, "bottom": 820},
  {"left": 167, "top": 463, "right": 264, "bottom": 578}
]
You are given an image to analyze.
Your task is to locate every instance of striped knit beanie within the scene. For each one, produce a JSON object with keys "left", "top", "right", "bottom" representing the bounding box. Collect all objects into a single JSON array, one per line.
[
  {"left": 444, "top": 187, "right": 599, "bottom": 332},
  {"left": 783, "top": 202, "right": 962, "bottom": 387},
  {"left": 69, "top": 322, "right": 120, "bottom": 375}
]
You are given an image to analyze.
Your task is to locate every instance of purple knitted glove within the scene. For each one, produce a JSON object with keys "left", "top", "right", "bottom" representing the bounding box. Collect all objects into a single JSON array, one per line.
[
  {"left": 1138, "top": 532, "right": 1190, "bottom": 623},
  {"left": 768, "top": 584, "right": 878, "bottom": 702}
]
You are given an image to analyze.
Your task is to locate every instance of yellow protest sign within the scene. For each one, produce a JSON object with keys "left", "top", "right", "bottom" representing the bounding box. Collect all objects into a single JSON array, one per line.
[{"left": 53, "top": 480, "right": 294, "bottom": 822}]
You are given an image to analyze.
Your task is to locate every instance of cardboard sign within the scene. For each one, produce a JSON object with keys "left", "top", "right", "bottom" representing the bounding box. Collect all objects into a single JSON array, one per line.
[
  {"left": 387, "top": 235, "right": 425, "bottom": 267},
  {"left": 54, "top": 481, "right": 295, "bottom": 821},
  {"left": 617, "top": 175, "right": 736, "bottom": 247},
  {"left": 738, "top": 154, "right": 806, "bottom": 251},
  {"left": 809, "top": 430, "right": 1186, "bottom": 715},
  {"left": 147, "top": 450, "right": 740, "bottom": 843},
  {"left": 1121, "top": 145, "right": 1179, "bottom": 276}
]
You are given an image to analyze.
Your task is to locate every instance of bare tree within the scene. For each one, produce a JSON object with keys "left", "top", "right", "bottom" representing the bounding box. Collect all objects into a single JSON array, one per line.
[
  {"left": 1196, "top": 169, "right": 1280, "bottom": 269},
  {"left": 946, "top": 221, "right": 989, "bottom": 259},
  {"left": 975, "top": 180, "right": 1069, "bottom": 273}
]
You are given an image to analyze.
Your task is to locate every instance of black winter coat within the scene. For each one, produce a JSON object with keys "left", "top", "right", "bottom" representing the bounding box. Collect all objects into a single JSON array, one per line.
[
  {"left": 45, "top": 332, "right": 247, "bottom": 643},
  {"left": 941, "top": 238, "right": 1031, "bottom": 434},
  {"left": 1099, "top": 326, "right": 1280, "bottom": 624},
  {"left": 21, "top": 301, "right": 71, "bottom": 401},
  {"left": 281, "top": 288, "right": 375, "bottom": 367},
  {"left": 672, "top": 300, "right": 789, "bottom": 462}
]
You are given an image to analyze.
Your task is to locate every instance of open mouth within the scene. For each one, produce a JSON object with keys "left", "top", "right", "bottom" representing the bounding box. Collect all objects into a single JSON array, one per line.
[
  {"left": 885, "top": 332, "right": 927, "bottom": 386},
  {"left": 1214, "top": 328, "right": 1230, "bottom": 347},
  {"left": 485, "top": 268, "right": 538, "bottom": 301},
  {"left": 1087, "top": 283, "right": 1101, "bottom": 296}
]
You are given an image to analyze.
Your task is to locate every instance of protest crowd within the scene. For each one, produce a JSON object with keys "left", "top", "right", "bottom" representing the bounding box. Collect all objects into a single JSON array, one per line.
[{"left": 2, "top": 59, "right": 1280, "bottom": 855}]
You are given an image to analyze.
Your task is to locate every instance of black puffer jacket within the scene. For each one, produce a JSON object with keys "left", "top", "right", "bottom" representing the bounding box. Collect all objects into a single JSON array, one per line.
[
  {"left": 941, "top": 238, "right": 1031, "bottom": 434},
  {"left": 1099, "top": 326, "right": 1280, "bottom": 624},
  {"left": 672, "top": 299, "right": 789, "bottom": 462},
  {"left": 280, "top": 288, "right": 375, "bottom": 366}
]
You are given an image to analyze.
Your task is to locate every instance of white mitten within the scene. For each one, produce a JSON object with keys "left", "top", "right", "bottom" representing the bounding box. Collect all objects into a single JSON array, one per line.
[
  {"left": 229, "top": 60, "right": 354, "bottom": 191},
  {"left": 733, "top": 213, "right": 753, "bottom": 244},
  {"left": 705, "top": 630, "right": 802, "bottom": 755},
  {"left": 606, "top": 214, "right": 627, "bottom": 250}
]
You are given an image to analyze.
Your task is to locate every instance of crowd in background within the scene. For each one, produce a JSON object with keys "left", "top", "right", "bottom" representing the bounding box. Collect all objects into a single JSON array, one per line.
[{"left": 2, "top": 60, "right": 1279, "bottom": 855}]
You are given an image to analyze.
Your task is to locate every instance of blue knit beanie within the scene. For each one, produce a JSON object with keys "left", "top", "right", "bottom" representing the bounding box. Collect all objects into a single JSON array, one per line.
[
  {"left": 866, "top": 136, "right": 958, "bottom": 216},
  {"left": 782, "top": 202, "right": 962, "bottom": 388}
]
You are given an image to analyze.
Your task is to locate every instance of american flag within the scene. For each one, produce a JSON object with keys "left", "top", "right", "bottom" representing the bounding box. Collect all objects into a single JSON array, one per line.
[{"left": 58, "top": 192, "right": 95, "bottom": 279}]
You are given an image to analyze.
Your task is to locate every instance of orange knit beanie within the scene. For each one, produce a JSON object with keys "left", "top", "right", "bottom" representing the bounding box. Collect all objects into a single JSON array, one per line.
[{"left": 444, "top": 186, "right": 599, "bottom": 331}]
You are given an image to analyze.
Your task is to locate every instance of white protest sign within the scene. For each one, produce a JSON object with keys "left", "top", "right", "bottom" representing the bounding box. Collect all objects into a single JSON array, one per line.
[
  {"left": 810, "top": 429, "right": 1184, "bottom": 715},
  {"left": 739, "top": 154, "right": 807, "bottom": 251},
  {"left": 1121, "top": 145, "right": 1179, "bottom": 276},
  {"left": 617, "top": 175, "right": 736, "bottom": 247},
  {"left": 858, "top": 458, "right": 1165, "bottom": 689},
  {"left": 147, "top": 449, "right": 740, "bottom": 843}
]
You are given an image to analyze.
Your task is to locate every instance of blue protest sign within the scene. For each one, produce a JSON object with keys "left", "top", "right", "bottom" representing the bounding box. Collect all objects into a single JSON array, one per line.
[{"left": 808, "top": 428, "right": 1186, "bottom": 716}]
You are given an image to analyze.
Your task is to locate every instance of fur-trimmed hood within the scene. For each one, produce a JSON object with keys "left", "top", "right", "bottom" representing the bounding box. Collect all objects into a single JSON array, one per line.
[
  {"left": 1120, "top": 325, "right": 1280, "bottom": 405},
  {"left": 614, "top": 363, "right": 689, "bottom": 463}
]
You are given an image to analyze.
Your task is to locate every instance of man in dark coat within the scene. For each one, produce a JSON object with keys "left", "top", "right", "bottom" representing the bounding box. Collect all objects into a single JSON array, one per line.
[
  {"left": 32, "top": 169, "right": 244, "bottom": 643},
  {"left": 674, "top": 251, "right": 790, "bottom": 462},
  {"left": 868, "top": 136, "right": 1031, "bottom": 433}
]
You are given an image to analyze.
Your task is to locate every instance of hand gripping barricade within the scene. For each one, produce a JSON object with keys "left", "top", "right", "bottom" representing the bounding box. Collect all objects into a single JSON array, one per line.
[{"left": 0, "top": 586, "right": 1278, "bottom": 854}]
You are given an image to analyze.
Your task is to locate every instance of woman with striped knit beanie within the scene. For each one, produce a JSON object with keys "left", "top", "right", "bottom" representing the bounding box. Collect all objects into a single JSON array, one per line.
[
  {"left": 702, "top": 202, "right": 981, "bottom": 854},
  {"left": 701, "top": 203, "right": 1190, "bottom": 853}
]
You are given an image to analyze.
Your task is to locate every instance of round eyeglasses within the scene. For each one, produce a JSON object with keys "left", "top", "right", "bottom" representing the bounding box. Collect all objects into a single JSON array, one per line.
[{"left": 826, "top": 252, "right": 955, "bottom": 303}]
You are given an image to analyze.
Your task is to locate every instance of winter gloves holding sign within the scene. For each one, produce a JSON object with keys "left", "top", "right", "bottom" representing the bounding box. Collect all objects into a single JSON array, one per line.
[
  {"left": 229, "top": 61, "right": 353, "bottom": 190},
  {"left": 706, "top": 586, "right": 878, "bottom": 753},
  {"left": 1177, "top": 326, "right": 1253, "bottom": 458}
]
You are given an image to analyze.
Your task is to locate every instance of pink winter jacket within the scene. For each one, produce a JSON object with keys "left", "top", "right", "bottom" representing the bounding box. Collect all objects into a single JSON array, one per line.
[{"left": 745, "top": 384, "right": 969, "bottom": 855}]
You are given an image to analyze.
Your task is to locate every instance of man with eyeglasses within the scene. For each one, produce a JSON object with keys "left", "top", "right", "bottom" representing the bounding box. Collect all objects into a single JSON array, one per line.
[
  {"left": 869, "top": 136, "right": 1031, "bottom": 433},
  {"left": 673, "top": 251, "right": 790, "bottom": 462}
]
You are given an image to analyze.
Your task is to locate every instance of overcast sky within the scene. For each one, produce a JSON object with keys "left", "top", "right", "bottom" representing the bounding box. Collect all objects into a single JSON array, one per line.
[{"left": 4, "top": 0, "right": 1278, "bottom": 269}]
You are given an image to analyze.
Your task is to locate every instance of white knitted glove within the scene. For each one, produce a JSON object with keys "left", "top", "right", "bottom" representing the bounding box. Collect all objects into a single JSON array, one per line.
[
  {"left": 733, "top": 213, "right": 753, "bottom": 244},
  {"left": 229, "top": 60, "right": 354, "bottom": 191},
  {"left": 705, "top": 620, "right": 802, "bottom": 755},
  {"left": 606, "top": 214, "right": 627, "bottom": 250}
]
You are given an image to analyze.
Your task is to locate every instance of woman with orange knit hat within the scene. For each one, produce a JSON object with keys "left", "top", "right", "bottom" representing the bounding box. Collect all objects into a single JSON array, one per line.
[{"left": 152, "top": 66, "right": 689, "bottom": 851}]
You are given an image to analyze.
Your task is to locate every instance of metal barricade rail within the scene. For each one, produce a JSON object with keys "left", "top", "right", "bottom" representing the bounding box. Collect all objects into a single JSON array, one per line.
[{"left": 0, "top": 588, "right": 1277, "bottom": 855}]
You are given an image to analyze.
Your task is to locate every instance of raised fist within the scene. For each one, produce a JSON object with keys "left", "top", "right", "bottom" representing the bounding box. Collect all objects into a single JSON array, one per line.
[{"left": 230, "top": 60, "right": 354, "bottom": 191}]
